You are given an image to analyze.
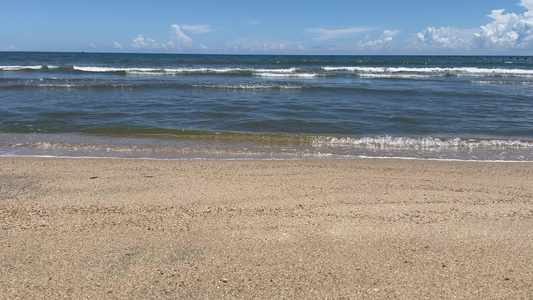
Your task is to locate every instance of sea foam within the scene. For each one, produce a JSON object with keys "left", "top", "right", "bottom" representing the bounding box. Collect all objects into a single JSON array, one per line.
[
  {"left": 311, "top": 136, "right": 533, "bottom": 149},
  {"left": 322, "top": 66, "right": 533, "bottom": 78}
]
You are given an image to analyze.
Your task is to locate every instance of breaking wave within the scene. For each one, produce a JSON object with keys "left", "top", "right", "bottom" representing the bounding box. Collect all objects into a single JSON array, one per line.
[
  {"left": 321, "top": 66, "right": 533, "bottom": 78},
  {"left": 3, "top": 133, "right": 533, "bottom": 161},
  {"left": 311, "top": 136, "right": 533, "bottom": 149},
  {"left": 470, "top": 80, "right": 533, "bottom": 85},
  {"left": 3, "top": 64, "right": 533, "bottom": 80}
]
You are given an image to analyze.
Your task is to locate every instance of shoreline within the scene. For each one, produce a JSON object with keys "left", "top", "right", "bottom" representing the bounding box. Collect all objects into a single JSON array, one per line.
[
  {"left": 3, "top": 153, "right": 533, "bottom": 163},
  {"left": 2, "top": 132, "right": 533, "bottom": 162},
  {"left": 2, "top": 157, "right": 533, "bottom": 298}
]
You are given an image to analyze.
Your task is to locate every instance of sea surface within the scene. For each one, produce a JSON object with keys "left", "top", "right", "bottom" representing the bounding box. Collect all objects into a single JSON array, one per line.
[{"left": 1, "top": 52, "right": 532, "bottom": 161}]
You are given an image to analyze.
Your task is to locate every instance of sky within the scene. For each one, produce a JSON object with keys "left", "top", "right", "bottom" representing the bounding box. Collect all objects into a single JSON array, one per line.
[{"left": 1, "top": 0, "right": 533, "bottom": 55}]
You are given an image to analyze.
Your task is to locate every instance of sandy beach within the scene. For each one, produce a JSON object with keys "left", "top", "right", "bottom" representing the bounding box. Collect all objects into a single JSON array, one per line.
[{"left": 1, "top": 157, "right": 532, "bottom": 299}]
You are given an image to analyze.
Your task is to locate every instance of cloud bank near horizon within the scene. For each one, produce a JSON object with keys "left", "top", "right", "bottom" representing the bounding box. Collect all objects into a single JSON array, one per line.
[
  {"left": 115, "top": 25, "right": 204, "bottom": 52},
  {"left": 107, "top": 1, "right": 533, "bottom": 54},
  {"left": 412, "top": 0, "right": 533, "bottom": 53}
]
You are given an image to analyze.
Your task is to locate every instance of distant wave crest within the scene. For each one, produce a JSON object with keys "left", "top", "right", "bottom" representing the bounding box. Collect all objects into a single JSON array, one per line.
[
  {"left": 321, "top": 66, "right": 533, "bottom": 78},
  {"left": 3, "top": 64, "right": 533, "bottom": 79}
]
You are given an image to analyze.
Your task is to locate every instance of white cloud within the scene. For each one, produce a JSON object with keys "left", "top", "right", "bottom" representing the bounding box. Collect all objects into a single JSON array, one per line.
[
  {"left": 129, "top": 25, "right": 192, "bottom": 51},
  {"left": 414, "top": 27, "right": 476, "bottom": 51},
  {"left": 181, "top": 24, "right": 212, "bottom": 34},
  {"left": 6, "top": 45, "right": 18, "bottom": 51},
  {"left": 522, "top": 0, "right": 533, "bottom": 13},
  {"left": 472, "top": 2, "right": 533, "bottom": 51},
  {"left": 225, "top": 38, "right": 302, "bottom": 53},
  {"left": 305, "top": 27, "right": 375, "bottom": 41},
  {"left": 131, "top": 34, "right": 161, "bottom": 49},
  {"left": 357, "top": 30, "right": 398, "bottom": 50},
  {"left": 168, "top": 25, "right": 192, "bottom": 48},
  {"left": 411, "top": 1, "right": 533, "bottom": 52},
  {"left": 113, "top": 42, "right": 123, "bottom": 50}
]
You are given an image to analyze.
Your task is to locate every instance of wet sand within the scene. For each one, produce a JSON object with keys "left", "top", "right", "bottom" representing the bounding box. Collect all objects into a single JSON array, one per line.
[{"left": 1, "top": 157, "right": 532, "bottom": 299}]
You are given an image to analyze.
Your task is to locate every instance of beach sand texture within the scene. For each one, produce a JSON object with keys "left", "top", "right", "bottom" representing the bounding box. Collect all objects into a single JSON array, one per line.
[{"left": 1, "top": 157, "right": 533, "bottom": 299}]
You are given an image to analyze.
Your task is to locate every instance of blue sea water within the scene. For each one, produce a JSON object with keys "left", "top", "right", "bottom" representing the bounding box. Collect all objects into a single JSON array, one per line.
[{"left": 1, "top": 52, "right": 532, "bottom": 161}]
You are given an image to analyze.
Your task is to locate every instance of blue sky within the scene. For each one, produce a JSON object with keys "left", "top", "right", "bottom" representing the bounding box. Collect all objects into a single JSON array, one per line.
[{"left": 1, "top": 0, "right": 533, "bottom": 54}]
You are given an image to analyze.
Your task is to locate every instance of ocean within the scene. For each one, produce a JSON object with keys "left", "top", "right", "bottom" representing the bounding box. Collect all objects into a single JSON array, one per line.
[{"left": 1, "top": 52, "right": 532, "bottom": 161}]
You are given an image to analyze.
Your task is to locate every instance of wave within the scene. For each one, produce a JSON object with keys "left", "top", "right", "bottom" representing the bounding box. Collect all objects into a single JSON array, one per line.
[
  {"left": 73, "top": 66, "right": 249, "bottom": 75},
  {"left": 321, "top": 66, "right": 533, "bottom": 78},
  {"left": 470, "top": 80, "right": 533, "bottom": 85},
  {"left": 0, "top": 81, "right": 144, "bottom": 90},
  {"left": 4, "top": 64, "right": 533, "bottom": 81},
  {"left": 0, "top": 79, "right": 306, "bottom": 91},
  {"left": 72, "top": 66, "right": 304, "bottom": 77},
  {"left": 253, "top": 72, "right": 325, "bottom": 78},
  {"left": 355, "top": 73, "right": 433, "bottom": 79},
  {"left": 0, "top": 65, "right": 59, "bottom": 71},
  {"left": 0, "top": 81, "right": 424, "bottom": 92},
  {"left": 75, "top": 130, "right": 533, "bottom": 150},
  {"left": 190, "top": 83, "right": 303, "bottom": 91},
  {"left": 311, "top": 136, "right": 533, "bottom": 149},
  {"left": 1, "top": 64, "right": 303, "bottom": 75},
  {"left": 3, "top": 133, "right": 532, "bottom": 161}
]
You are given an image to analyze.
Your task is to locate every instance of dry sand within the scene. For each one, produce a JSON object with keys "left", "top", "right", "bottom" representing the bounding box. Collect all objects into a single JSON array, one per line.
[{"left": 1, "top": 157, "right": 532, "bottom": 299}]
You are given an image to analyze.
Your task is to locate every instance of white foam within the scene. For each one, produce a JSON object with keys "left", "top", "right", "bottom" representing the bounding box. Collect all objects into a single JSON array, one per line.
[
  {"left": 191, "top": 84, "right": 302, "bottom": 90},
  {"left": 253, "top": 72, "right": 323, "bottom": 78},
  {"left": 471, "top": 80, "right": 533, "bottom": 85},
  {"left": 322, "top": 66, "right": 533, "bottom": 77},
  {"left": 2, "top": 153, "right": 530, "bottom": 163},
  {"left": 356, "top": 73, "right": 432, "bottom": 79},
  {"left": 312, "top": 136, "right": 533, "bottom": 149},
  {"left": 73, "top": 66, "right": 129, "bottom": 72},
  {"left": 178, "top": 68, "right": 246, "bottom": 73},
  {"left": 33, "top": 84, "right": 78, "bottom": 88},
  {"left": 455, "top": 67, "right": 533, "bottom": 75},
  {"left": 322, "top": 66, "right": 359, "bottom": 72},
  {"left": 254, "top": 68, "right": 298, "bottom": 73},
  {"left": 30, "top": 83, "right": 137, "bottom": 89},
  {"left": 72, "top": 66, "right": 299, "bottom": 76},
  {"left": 0, "top": 65, "right": 43, "bottom": 71},
  {"left": 129, "top": 67, "right": 299, "bottom": 75},
  {"left": 125, "top": 71, "right": 168, "bottom": 76}
]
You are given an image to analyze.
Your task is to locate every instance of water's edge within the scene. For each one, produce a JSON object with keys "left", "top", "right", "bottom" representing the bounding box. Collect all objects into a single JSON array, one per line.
[{"left": 2, "top": 132, "right": 532, "bottom": 162}]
